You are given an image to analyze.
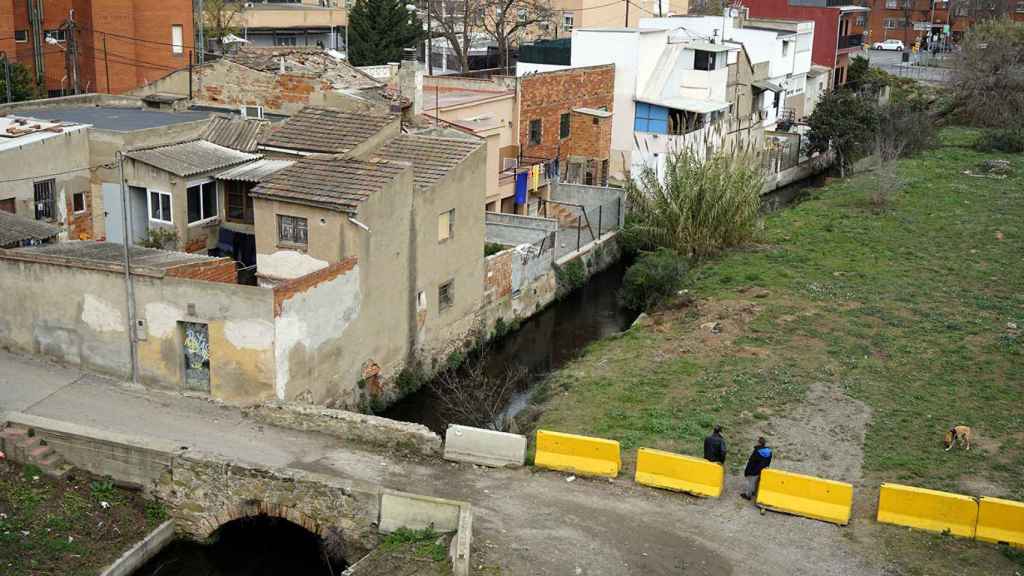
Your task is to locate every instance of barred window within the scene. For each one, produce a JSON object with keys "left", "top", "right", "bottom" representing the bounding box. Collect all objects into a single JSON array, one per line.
[{"left": 278, "top": 214, "right": 308, "bottom": 246}]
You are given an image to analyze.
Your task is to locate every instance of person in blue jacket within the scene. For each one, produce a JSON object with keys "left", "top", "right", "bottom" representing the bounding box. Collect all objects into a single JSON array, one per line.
[{"left": 741, "top": 437, "right": 773, "bottom": 500}]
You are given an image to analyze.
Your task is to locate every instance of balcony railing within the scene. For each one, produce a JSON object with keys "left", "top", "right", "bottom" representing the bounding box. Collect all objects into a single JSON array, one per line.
[{"left": 839, "top": 34, "right": 865, "bottom": 49}]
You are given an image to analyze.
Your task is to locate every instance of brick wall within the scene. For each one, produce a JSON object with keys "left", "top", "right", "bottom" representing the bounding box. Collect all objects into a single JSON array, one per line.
[
  {"left": 519, "top": 65, "right": 615, "bottom": 162},
  {"left": 7, "top": 0, "right": 193, "bottom": 94},
  {"left": 165, "top": 258, "right": 238, "bottom": 284},
  {"left": 65, "top": 189, "right": 94, "bottom": 240},
  {"left": 272, "top": 257, "right": 358, "bottom": 316},
  {"left": 0, "top": 1, "right": 13, "bottom": 56}
]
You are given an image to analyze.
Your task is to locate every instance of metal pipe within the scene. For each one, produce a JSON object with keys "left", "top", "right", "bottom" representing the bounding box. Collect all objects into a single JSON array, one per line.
[
  {"left": 117, "top": 152, "right": 140, "bottom": 387},
  {"left": 598, "top": 204, "right": 602, "bottom": 238}
]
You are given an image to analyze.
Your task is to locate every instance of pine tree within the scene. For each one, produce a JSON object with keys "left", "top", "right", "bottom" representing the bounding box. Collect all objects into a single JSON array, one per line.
[{"left": 348, "top": 0, "right": 424, "bottom": 66}]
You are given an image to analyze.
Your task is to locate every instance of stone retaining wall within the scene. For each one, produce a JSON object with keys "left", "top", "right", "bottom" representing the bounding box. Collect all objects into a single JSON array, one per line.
[{"left": 249, "top": 402, "right": 442, "bottom": 456}]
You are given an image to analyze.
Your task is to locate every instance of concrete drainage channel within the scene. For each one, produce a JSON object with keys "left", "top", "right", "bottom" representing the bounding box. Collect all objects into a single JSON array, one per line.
[{"left": 0, "top": 411, "right": 474, "bottom": 576}]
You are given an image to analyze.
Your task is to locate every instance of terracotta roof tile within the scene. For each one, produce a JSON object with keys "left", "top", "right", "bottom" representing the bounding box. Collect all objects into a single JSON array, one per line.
[
  {"left": 250, "top": 155, "right": 410, "bottom": 213},
  {"left": 263, "top": 107, "right": 396, "bottom": 154}
]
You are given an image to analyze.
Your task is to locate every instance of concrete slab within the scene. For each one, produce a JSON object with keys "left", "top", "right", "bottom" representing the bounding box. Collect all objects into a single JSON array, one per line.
[
  {"left": 0, "top": 351, "right": 83, "bottom": 412},
  {"left": 443, "top": 424, "right": 526, "bottom": 468}
]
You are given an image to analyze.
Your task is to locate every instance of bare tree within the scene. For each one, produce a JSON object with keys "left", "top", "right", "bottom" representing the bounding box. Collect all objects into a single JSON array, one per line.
[
  {"left": 204, "top": 0, "right": 246, "bottom": 47},
  {"left": 479, "top": 0, "right": 552, "bottom": 70},
  {"left": 424, "top": 0, "right": 482, "bottom": 72},
  {"left": 426, "top": 342, "right": 526, "bottom": 431}
]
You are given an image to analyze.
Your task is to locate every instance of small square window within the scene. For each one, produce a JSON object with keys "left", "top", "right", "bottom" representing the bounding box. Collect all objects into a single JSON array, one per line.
[
  {"left": 438, "top": 209, "right": 454, "bottom": 242},
  {"left": 529, "top": 119, "right": 542, "bottom": 146},
  {"left": 278, "top": 214, "right": 308, "bottom": 246},
  {"left": 14, "top": 30, "right": 28, "bottom": 43},
  {"left": 559, "top": 112, "right": 571, "bottom": 139},
  {"left": 148, "top": 190, "right": 173, "bottom": 224},
  {"left": 44, "top": 29, "right": 66, "bottom": 43},
  {"left": 563, "top": 12, "right": 574, "bottom": 30},
  {"left": 694, "top": 50, "right": 716, "bottom": 71},
  {"left": 187, "top": 181, "right": 217, "bottom": 224},
  {"left": 438, "top": 280, "right": 454, "bottom": 311},
  {"left": 72, "top": 192, "right": 87, "bottom": 213}
]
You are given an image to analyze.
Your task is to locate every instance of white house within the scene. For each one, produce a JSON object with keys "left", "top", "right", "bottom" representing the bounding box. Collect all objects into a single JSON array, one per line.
[
  {"left": 571, "top": 27, "right": 744, "bottom": 180},
  {"left": 640, "top": 15, "right": 816, "bottom": 125}
]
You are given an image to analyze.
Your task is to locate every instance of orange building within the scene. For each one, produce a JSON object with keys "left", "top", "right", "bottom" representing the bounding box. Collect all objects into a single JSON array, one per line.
[{"left": 7, "top": 0, "right": 193, "bottom": 96}]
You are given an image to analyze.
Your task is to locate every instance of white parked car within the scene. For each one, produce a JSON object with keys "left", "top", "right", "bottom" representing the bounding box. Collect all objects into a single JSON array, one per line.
[{"left": 872, "top": 39, "right": 905, "bottom": 51}]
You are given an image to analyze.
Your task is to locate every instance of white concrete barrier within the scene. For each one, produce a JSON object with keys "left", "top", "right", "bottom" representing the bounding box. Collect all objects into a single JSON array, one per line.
[
  {"left": 443, "top": 424, "right": 526, "bottom": 468},
  {"left": 99, "top": 520, "right": 174, "bottom": 576}
]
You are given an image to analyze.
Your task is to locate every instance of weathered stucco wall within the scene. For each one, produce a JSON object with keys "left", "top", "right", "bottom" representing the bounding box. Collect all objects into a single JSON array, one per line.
[
  {"left": 0, "top": 128, "right": 91, "bottom": 240},
  {"left": 411, "top": 145, "right": 488, "bottom": 368},
  {"left": 0, "top": 256, "right": 277, "bottom": 403}
]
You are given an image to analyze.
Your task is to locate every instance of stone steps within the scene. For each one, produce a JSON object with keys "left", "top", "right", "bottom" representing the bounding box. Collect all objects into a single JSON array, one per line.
[{"left": 0, "top": 424, "right": 72, "bottom": 479}]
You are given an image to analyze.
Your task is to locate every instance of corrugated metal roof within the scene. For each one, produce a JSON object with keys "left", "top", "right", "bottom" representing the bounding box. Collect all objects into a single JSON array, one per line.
[
  {"left": 216, "top": 159, "right": 295, "bottom": 183},
  {"left": 5, "top": 240, "right": 225, "bottom": 274},
  {"left": 125, "top": 140, "right": 261, "bottom": 177},
  {"left": 376, "top": 134, "right": 483, "bottom": 190},
  {"left": 251, "top": 156, "right": 411, "bottom": 213},
  {"left": 0, "top": 211, "right": 61, "bottom": 247},
  {"left": 202, "top": 115, "right": 271, "bottom": 153}
]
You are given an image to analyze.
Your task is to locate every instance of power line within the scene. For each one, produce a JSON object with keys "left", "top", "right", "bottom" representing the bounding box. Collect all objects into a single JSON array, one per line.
[{"left": 0, "top": 161, "right": 114, "bottom": 184}]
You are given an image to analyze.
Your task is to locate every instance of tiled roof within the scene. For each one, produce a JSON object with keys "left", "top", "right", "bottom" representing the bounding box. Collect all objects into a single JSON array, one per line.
[
  {"left": 375, "top": 134, "right": 483, "bottom": 189},
  {"left": 0, "top": 211, "right": 61, "bottom": 247},
  {"left": 125, "top": 140, "right": 261, "bottom": 177},
  {"left": 263, "top": 107, "right": 397, "bottom": 154},
  {"left": 5, "top": 241, "right": 224, "bottom": 273},
  {"left": 250, "top": 155, "right": 410, "bottom": 213},
  {"left": 202, "top": 115, "right": 271, "bottom": 153}
]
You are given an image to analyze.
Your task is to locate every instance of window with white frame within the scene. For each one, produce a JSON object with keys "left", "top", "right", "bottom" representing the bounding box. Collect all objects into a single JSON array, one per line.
[
  {"left": 278, "top": 214, "right": 308, "bottom": 246},
  {"left": 884, "top": 17, "right": 897, "bottom": 29},
  {"left": 171, "top": 25, "right": 183, "bottom": 54},
  {"left": 856, "top": 14, "right": 866, "bottom": 26},
  {"left": 885, "top": 0, "right": 897, "bottom": 7},
  {"left": 44, "top": 29, "right": 66, "bottom": 43},
  {"left": 149, "top": 190, "right": 173, "bottom": 223},
  {"left": 186, "top": 181, "right": 217, "bottom": 224},
  {"left": 563, "top": 12, "right": 574, "bottom": 30},
  {"left": 14, "top": 30, "right": 28, "bottom": 43}
]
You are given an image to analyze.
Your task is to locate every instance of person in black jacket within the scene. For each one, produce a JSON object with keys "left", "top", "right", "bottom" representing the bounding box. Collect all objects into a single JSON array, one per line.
[
  {"left": 703, "top": 425, "right": 727, "bottom": 464},
  {"left": 741, "top": 437, "right": 773, "bottom": 500}
]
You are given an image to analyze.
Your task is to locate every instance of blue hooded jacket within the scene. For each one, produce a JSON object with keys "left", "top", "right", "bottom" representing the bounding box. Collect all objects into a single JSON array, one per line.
[{"left": 744, "top": 446, "right": 773, "bottom": 477}]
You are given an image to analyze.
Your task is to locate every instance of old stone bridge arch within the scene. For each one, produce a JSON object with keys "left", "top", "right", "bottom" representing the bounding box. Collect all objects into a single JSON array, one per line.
[{"left": 154, "top": 454, "right": 381, "bottom": 558}]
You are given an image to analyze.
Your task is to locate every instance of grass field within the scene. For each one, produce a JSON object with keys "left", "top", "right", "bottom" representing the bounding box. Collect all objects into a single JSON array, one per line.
[{"left": 533, "top": 128, "right": 1023, "bottom": 574}]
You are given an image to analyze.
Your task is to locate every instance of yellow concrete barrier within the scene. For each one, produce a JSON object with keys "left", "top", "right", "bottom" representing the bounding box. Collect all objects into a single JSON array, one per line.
[
  {"left": 976, "top": 497, "right": 1024, "bottom": 548},
  {"left": 755, "top": 468, "right": 854, "bottom": 525},
  {"left": 634, "top": 448, "right": 723, "bottom": 498},
  {"left": 876, "top": 483, "right": 978, "bottom": 538},
  {"left": 533, "top": 430, "right": 620, "bottom": 478}
]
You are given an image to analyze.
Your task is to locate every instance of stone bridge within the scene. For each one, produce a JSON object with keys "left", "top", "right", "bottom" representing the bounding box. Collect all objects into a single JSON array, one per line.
[{"left": 0, "top": 411, "right": 471, "bottom": 571}]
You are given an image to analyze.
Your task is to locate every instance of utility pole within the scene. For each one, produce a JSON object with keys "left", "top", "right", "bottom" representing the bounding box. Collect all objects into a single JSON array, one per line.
[
  {"left": 116, "top": 152, "right": 140, "bottom": 388},
  {"left": 427, "top": 0, "right": 433, "bottom": 75},
  {"left": 1, "top": 52, "right": 11, "bottom": 103},
  {"left": 102, "top": 35, "right": 111, "bottom": 94},
  {"left": 62, "top": 12, "right": 81, "bottom": 95}
]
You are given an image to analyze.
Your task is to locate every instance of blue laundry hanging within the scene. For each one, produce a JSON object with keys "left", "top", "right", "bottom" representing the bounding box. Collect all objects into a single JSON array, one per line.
[{"left": 515, "top": 171, "right": 528, "bottom": 205}]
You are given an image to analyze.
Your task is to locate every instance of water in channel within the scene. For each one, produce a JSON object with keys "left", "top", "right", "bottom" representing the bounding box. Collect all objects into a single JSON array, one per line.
[
  {"left": 382, "top": 259, "right": 639, "bottom": 432},
  {"left": 131, "top": 515, "right": 345, "bottom": 576}
]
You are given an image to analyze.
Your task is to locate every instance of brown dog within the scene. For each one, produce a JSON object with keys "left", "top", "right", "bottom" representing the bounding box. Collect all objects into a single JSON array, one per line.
[{"left": 944, "top": 426, "right": 972, "bottom": 451}]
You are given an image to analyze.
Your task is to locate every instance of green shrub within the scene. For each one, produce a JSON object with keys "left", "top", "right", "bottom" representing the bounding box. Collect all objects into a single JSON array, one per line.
[
  {"left": 976, "top": 127, "right": 1024, "bottom": 154},
  {"left": 625, "top": 147, "right": 764, "bottom": 263},
  {"left": 555, "top": 259, "right": 586, "bottom": 292},
  {"left": 484, "top": 242, "right": 506, "bottom": 257},
  {"left": 619, "top": 248, "right": 689, "bottom": 311}
]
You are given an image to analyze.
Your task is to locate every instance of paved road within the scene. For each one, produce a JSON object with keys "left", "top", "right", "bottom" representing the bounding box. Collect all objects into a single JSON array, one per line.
[{"left": 0, "top": 350, "right": 885, "bottom": 575}]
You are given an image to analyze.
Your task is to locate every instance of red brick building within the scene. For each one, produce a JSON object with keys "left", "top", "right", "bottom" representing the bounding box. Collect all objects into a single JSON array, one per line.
[
  {"left": 6, "top": 0, "right": 193, "bottom": 96},
  {"left": 518, "top": 64, "right": 615, "bottom": 186},
  {"left": 745, "top": 0, "right": 870, "bottom": 88},
  {"left": 866, "top": 0, "right": 1024, "bottom": 46}
]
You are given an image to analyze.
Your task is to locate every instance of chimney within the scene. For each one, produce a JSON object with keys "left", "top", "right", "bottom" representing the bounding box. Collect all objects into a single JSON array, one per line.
[{"left": 398, "top": 52, "right": 423, "bottom": 117}]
